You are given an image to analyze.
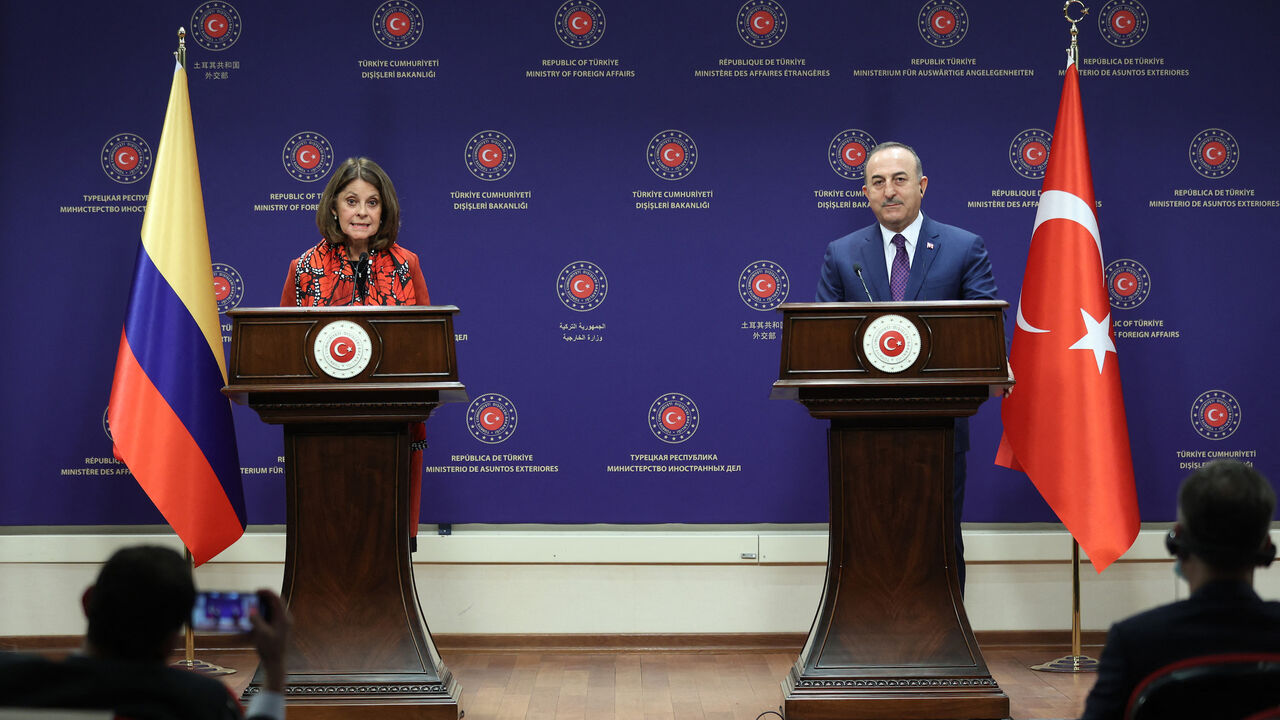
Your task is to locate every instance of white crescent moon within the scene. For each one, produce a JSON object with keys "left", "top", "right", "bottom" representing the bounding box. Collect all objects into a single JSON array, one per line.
[
  {"left": 1017, "top": 189, "right": 1102, "bottom": 334},
  {"left": 390, "top": 16, "right": 407, "bottom": 31},
  {"left": 881, "top": 335, "right": 901, "bottom": 352},
  {"left": 334, "top": 341, "right": 352, "bottom": 358},
  {"left": 572, "top": 15, "right": 587, "bottom": 30},
  {"left": 1025, "top": 145, "right": 1043, "bottom": 161},
  {"left": 208, "top": 17, "right": 224, "bottom": 33},
  {"left": 1207, "top": 407, "right": 1224, "bottom": 423},
  {"left": 299, "top": 149, "right": 316, "bottom": 164},
  {"left": 844, "top": 146, "right": 861, "bottom": 163},
  {"left": 753, "top": 15, "right": 770, "bottom": 31},
  {"left": 116, "top": 150, "right": 134, "bottom": 165},
  {"left": 663, "top": 147, "right": 680, "bottom": 163},
  {"left": 754, "top": 276, "right": 772, "bottom": 294},
  {"left": 1117, "top": 276, "right": 1134, "bottom": 292},
  {"left": 1115, "top": 14, "right": 1132, "bottom": 29},
  {"left": 664, "top": 410, "right": 681, "bottom": 426},
  {"left": 573, "top": 278, "right": 589, "bottom": 293},
  {"left": 1206, "top": 145, "right": 1223, "bottom": 161},
  {"left": 483, "top": 409, "right": 501, "bottom": 426},
  {"left": 934, "top": 14, "right": 951, "bottom": 31},
  {"left": 482, "top": 147, "right": 498, "bottom": 163}
]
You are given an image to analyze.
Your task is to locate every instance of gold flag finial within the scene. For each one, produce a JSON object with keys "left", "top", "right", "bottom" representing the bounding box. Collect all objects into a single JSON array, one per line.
[
  {"left": 175, "top": 27, "right": 187, "bottom": 68},
  {"left": 1063, "top": 1, "right": 1088, "bottom": 65}
]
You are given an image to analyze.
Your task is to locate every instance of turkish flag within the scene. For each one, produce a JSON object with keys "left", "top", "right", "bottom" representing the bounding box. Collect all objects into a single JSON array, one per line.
[{"left": 995, "top": 55, "right": 1140, "bottom": 572}]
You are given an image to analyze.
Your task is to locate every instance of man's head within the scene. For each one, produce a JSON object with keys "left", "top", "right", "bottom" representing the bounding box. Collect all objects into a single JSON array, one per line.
[
  {"left": 83, "top": 546, "right": 196, "bottom": 662},
  {"left": 862, "top": 142, "right": 928, "bottom": 233},
  {"left": 1170, "top": 461, "right": 1276, "bottom": 572}
]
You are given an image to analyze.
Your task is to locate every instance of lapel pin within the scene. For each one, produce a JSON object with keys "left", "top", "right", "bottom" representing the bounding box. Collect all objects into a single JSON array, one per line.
[{"left": 926, "top": 242, "right": 935, "bottom": 249}]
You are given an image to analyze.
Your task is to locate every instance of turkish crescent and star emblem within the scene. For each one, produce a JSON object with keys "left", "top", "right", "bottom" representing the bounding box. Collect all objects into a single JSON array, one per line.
[
  {"left": 1013, "top": 189, "right": 1118, "bottom": 375},
  {"left": 861, "top": 314, "right": 921, "bottom": 373},
  {"left": 312, "top": 320, "right": 372, "bottom": 379},
  {"left": 996, "top": 54, "right": 1139, "bottom": 573},
  {"left": 466, "top": 393, "right": 519, "bottom": 444}
]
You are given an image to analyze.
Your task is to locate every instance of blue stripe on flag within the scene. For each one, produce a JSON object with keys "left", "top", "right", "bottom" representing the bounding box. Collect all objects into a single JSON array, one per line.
[{"left": 121, "top": 245, "right": 245, "bottom": 523}]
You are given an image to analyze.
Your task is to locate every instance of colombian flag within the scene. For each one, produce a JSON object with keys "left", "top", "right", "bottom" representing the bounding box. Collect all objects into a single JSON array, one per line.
[{"left": 108, "top": 60, "right": 245, "bottom": 566}]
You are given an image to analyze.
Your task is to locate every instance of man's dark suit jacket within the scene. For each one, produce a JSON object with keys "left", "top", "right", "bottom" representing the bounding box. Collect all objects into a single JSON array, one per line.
[
  {"left": 815, "top": 213, "right": 999, "bottom": 452},
  {"left": 1081, "top": 580, "right": 1280, "bottom": 720},
  {"left": 0, "top": 653, "right": 252, "bottom": 720}
]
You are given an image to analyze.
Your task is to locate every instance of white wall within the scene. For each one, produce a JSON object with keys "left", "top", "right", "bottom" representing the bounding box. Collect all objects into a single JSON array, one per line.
[{"left": 2, "top": 524, "right": 1277, "bottom": 638}]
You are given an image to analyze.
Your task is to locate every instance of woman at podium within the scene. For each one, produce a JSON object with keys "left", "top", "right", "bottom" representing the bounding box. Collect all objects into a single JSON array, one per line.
[
  {"left": 281, "top": 156, "right": 432, "bottom": 548},
  {"left": 281, "top": 157, "right": 429, "bottom": 307}
]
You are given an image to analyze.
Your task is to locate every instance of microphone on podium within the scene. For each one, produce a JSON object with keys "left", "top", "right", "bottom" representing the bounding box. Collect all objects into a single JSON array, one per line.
[
  {"left": 354, "top": 252, "right": 370, "bottom": 302},
  {"left": 852, "top": 263, "right": 875, "bottom": 302}
]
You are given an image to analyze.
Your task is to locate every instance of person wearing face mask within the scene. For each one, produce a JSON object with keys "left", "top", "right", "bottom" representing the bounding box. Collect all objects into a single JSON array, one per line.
[
  {"left": 281, "top": 156, "right": 432, "bottom": 548},
  {"left": 1080, "top": 460, "right": 1279, "bottom": 720},
  {"left": 815, "top": 141, "right": 1000, "bottom": 593}
]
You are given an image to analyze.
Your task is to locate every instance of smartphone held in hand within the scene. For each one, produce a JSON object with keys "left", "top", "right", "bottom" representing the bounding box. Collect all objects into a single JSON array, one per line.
[{"left": 190, "top": 591, "right": 262, "bottom": 633}]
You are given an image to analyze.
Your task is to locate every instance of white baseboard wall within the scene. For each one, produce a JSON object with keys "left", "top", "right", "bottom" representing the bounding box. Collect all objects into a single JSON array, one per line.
[{"left": 2, "top": 524, "right": 1277, "bottom": 638}]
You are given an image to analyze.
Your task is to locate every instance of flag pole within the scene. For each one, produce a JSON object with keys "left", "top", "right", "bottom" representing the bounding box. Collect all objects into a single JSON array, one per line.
[
  {"left": 173, "top": 546, "right": 236, "bottom": 675},
  {"left": 1030, "top": 5, "right": 1103, "bottom": 673},
  {"left": 153, "top": 25, "right": 234, "bottom": 678},
  {"left": 1032, "top": 539, "right": 1099, "bottom": 672}
]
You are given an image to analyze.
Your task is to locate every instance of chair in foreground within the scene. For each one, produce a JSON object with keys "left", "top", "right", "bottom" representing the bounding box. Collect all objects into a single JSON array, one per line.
[{"left": 1126, "top": 653, "right": 1280, "bottom": 720}]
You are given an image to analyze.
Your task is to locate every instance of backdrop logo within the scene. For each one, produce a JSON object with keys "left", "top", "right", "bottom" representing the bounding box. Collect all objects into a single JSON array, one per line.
[
  {"left": 828, "top": 129, "right": 877, "bottom": 181},
  {"left": 465, "top": 130, "right": 517, "bottom": 181},
  {"left": 917, "top": 0, "right": 969, "bottom": 48},
  {"left": 1097, "top": 0, "right": 1149, "bottom": 47},
  {"left": 738, "top": 260, "right": 790, "bottom": 311},
  {"left": 1009, "top": 129, "right": 1052, "bottom": 180},
  {"left": 555, "top": 1, "right": 606, "bottom": 48},
  {"left": 647, "top": 130, "right": 698, "bottom": 181},
  {"left": 282, "top": 132, "right": 335, "bottom": 183},
  {"left": 102, "top": 407, "right": 112, "bottom": 442},
  {"left": 1105, "top": 258, "right": 1151, "bottom": 310},
  {"left": 1190, "top": 390, "right": 1241, "bottom": 441},
  {"left": 466, "top": 393, "right": 518, "bottom": 444},
  {"left": 212, "top": 263, "right": 245, "bottom": 313},
  {"left": 373, "top": 1, "right": 424, "bottom": 49},
  {"left": 190, "top": 2, "right": 243, "bottom": 51},
  {"left": 100, "top": 133, "right": 153, "bottom": 184},
  {"left": 1188, "top": 128, "right": 1240, "bottom": 179},
  {"left": 648, "top": 393, "right": 700, "bottom": 444},
  {"left": 557, "top": 260, "right": 608, "bottom": 311},
  {"left": 736, "top": 0, "right": 787, "bottom": 48}
]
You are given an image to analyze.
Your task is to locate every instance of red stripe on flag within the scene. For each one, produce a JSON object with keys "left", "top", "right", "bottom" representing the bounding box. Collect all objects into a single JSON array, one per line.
[{"left": 109, "top": 329, "right": 244, "bottom": 565}]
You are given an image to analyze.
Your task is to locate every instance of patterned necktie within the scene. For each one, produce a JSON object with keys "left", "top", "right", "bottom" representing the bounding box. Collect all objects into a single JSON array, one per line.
[{"left": 890, "top": 234, "right": 910, "bottom": 301}]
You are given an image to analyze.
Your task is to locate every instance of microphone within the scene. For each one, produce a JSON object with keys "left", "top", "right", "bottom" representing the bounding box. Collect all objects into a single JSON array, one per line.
[
  {"left": 852, "top": 263, "right": 875, "bottom": 302},
  {"left": 352, "top": 252, "right": 370, "bottom": 304}
]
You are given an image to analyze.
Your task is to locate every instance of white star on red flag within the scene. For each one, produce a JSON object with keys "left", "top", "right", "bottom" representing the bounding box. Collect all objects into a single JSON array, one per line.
[{"left": 1068, "top": 307, "right": 1117, "bottom": 374}]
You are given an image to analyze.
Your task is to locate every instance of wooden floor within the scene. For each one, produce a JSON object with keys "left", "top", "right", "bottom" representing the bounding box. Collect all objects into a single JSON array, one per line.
[{"left": 206, "top": 644, "right": 1098, "bottom": 720}]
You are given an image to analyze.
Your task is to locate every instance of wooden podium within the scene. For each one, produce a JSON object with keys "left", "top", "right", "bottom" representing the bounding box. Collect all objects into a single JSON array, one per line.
[
  {"left": 772, "top": 301, "right": 1012, "bottom": 720},
  {"left": 224, "top": 306, "right": 466, "bottom": 719}
]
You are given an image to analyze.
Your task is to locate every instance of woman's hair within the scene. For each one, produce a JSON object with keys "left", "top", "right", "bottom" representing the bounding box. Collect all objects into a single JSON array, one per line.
[{"left": 316, "top": 157, "right": 401, "bottom": 251}]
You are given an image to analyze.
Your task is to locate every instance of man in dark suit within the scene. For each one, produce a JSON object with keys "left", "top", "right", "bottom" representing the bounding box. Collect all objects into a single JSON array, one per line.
[
  {"left": 816, "top": 141, "right": 999, "bottom": 591},
  {"left": 1081, "top": 460, "right": 1280, "bottom": 720},
  {"left": 0, "top": 545, "right": 292, "bottom": 720}
]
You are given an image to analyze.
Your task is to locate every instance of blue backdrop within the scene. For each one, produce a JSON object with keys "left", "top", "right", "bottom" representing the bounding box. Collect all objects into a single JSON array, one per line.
[{"left": 3, "top": 0, "right": 1275, "bottom": 531}]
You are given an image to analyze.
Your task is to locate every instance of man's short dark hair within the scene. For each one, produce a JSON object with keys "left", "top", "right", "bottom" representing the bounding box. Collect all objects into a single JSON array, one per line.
[
  {"left": 865, "top": 141, "right": 924, "bottom": 180},
  {"left": 85, "top": 546, "right": 195, "bottom": 661},
  {"left": 1178, "top": 461, "right": 1276, "bottom": 569}
]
